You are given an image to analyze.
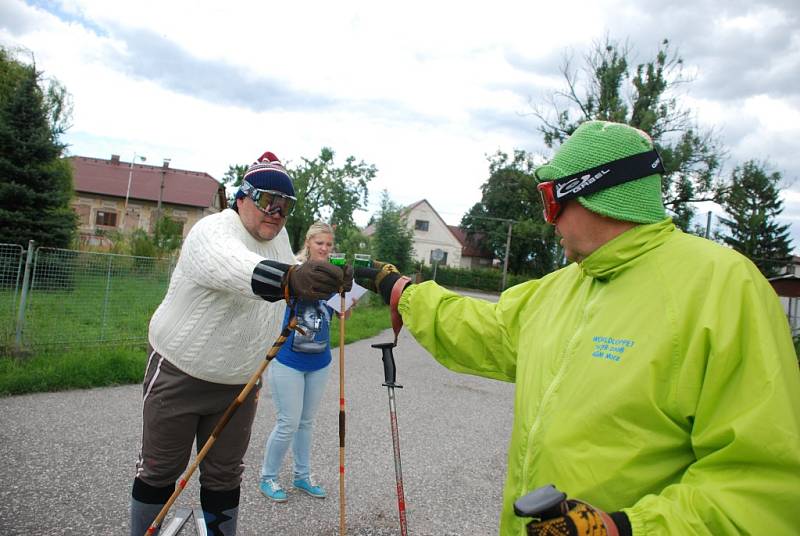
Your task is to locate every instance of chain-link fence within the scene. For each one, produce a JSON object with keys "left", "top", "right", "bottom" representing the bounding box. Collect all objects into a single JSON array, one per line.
[
  {"left": 1, "top": 242, "right": 174, "bottom": 353},
  {"left": 0, "top": 244, "right": 25, "bottom": 350}
]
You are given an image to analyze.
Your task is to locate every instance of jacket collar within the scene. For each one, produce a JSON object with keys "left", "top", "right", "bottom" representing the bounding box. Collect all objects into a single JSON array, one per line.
[{"left": 579, "top": 218, "right": 676, "bottom": 280}]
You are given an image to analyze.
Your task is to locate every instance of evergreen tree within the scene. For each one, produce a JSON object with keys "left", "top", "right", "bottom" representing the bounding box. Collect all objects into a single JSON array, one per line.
[
  {"left": 370, "top": 190, "right": 414, "bottom": 272},
  {"left": 0, "top": 47, "right": 76, "bottom": 248},
  {"left": 461, "top": 150, "right": 560, "bottom": 277},
  {"left": 717, "top": 160, "right": 793, "bottom": 277},
  {"left": 533, "top": 37, "right": 723, "bottom": 229}
]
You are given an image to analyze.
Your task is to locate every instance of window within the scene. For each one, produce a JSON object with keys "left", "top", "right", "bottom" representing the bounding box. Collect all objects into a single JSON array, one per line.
[
  {"left": 95, "top": 210, "right": 117, "bottom": 227},
  {"left": 414, "top": 219, "right": 429, "bottom": 231},
  {"left": 430, "top": 250, "right": 448, "bottom": 265}
]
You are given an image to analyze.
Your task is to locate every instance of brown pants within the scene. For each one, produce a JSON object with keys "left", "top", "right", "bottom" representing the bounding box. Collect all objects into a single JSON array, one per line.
[{"left": 136, "top": 348, "right": 260, "bottom": 491}]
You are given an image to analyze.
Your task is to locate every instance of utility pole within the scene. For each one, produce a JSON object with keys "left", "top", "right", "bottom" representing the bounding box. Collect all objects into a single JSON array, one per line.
[
  {"left": 156, "top": 158, "right": 171, "bottom": 226},
  {"left": 472, "top": 216, "right": 516, "bottom": 291},
  {"left": 122, "top": 153, "right": 146, "bottom": 230}
]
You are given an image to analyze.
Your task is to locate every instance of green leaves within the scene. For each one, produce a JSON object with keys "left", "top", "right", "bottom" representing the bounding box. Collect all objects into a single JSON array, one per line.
[
  {"left": 371, "top": 191, "right": 414, "bottom": 273},
  {"left": 534, "top": 36, "right": 724, "bottom": 230},
  {"left": 717, "top": 160, "right": 792, "bottom": 277},
  {"left": 284, "top": 147, "right": 376, "bottom": 251},
  {"left": 0, "top": 46, "right": 76, "bottom": 248},
  {"left": 461, "top": 150, "right": 561, "bottom": 277}
]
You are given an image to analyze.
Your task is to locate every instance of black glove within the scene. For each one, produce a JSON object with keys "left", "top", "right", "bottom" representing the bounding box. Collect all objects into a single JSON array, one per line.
[
  {"left": 354, "top": 261, "right": 405, "bottom": 304},
  {"left": 288, "top": 260, "right": 347, "bottom": 300}
]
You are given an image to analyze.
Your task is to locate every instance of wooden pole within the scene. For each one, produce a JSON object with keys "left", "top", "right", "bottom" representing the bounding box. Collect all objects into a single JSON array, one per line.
[
  {"left": 144, "top": 317, "right": 297, "bottom": 536},
  {"left": 338, "top": 291, "right": 347, "bottom": 535}
]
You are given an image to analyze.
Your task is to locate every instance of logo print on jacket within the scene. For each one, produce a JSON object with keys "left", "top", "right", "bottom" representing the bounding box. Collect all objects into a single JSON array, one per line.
[{"left": 591, "top": 336, "right": 634, "bottom": 362}]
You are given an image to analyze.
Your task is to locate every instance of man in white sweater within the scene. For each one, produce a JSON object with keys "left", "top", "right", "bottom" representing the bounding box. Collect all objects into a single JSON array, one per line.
[{"left": 130, "top": 151, "right": 351, "bottom": 536}]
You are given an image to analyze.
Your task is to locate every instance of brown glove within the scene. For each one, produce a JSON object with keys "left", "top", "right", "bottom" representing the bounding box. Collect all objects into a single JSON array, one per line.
[
  {"left": 341, "top": 263, "right": 354, "bottom": 293},
  {"left": 286, "top": 260, "right": 346, "bottom": 301}
]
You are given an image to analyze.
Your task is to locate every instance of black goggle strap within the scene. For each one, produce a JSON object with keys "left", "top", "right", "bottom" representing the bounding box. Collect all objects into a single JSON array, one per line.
[{"left": 544, "top": 149, "right": 665, "bottom": 203}]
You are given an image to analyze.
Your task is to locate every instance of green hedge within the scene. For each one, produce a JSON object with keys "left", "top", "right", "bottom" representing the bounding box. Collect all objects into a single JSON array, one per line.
[{"left": 416, "top": 264, "right": 531, "bottom": 292}]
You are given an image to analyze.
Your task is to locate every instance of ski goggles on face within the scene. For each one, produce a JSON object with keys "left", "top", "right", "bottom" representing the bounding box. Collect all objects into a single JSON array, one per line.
[
  {"left": 240, "top": 181, "right": 297, "bottom": 218},
  {"left": 535, "top": 149, "right": 665, "bottom": 224}
]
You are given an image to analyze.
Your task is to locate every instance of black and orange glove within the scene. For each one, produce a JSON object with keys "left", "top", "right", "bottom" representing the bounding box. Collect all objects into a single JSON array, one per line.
[
  {"left": 353, "top": 261, "right": 407, "bottom": 304},
  {"left": 353, "top": 260, "right": 412, "bottom": 343},
  {"left": 526, "top": 500, "right": 621, "bottom": 536},
  {"left": 515, "top": 485, "right": 631, "bottom": 536}
]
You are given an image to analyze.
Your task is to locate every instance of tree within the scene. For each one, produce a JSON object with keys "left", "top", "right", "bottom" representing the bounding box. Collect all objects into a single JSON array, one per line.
[
  {"left": 152, "top": 213, "right": 184, "bottom": 255},
  {"left": 370, "top": 190, "right": 415, "bottom": 272},
  {"left": 285, "top": 147, "right": 375, "bottom": 251},
  {"left": 0, "top": 47, "right": 76, "bottom": 248},
  {"left": 461, "top": 150, "right": 560, "bottom": 276},
  {"left": 220, "top": 163, "right": 247, "bottom": 207},
  {"left": 717, "top": 160, "right": 793, "bottom": 277},
  {"left": 533, "top": 37, "right": 724, "bottom": 229},
  {"left": 334, "top": 226, "right": 370, "bottom": 259}
]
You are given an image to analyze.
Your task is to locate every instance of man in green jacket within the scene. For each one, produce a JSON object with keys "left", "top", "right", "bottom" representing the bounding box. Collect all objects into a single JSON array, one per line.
[{"left": 358, "top": 121, "right": 800, "bottom": 535}]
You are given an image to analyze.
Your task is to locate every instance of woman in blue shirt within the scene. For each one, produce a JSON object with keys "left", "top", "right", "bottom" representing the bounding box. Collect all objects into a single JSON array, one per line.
[{"left": 259, "top": 222, "right": 343, "bottom": 502}]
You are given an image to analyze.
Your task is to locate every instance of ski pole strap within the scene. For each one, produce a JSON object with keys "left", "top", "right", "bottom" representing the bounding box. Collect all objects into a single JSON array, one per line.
[{"left": 389, "top": 276, "right": 412, "bottom": 345}]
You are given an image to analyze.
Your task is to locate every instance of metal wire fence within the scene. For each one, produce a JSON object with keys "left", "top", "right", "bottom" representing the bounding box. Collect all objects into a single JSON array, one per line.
[
  {"left": 0, "top": 244, "right": 25, "bottom": 349},
  {"left": 1, "top": 242, "right": 174, "bottom": 353}
]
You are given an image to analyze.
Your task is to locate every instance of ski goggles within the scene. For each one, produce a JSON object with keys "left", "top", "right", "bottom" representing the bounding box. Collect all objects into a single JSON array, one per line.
[
  {"left": 240, "top": 180, "right": 297, "bottom": 217},
  {"left": 535, "top": 149, "right": 665, "bottom": 224}
]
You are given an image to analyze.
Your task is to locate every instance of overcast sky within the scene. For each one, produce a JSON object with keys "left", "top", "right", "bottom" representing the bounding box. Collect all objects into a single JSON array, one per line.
[{"left": 2, "top": 0, "right": 799, "bottom": 249}]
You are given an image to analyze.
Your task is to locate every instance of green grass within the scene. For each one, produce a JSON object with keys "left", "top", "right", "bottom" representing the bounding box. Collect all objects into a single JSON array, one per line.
[
  {"left": 0, "top": 295, "right": 391, "bottom": 396},
  {"left": 0, "top": 345, "right": 147, "bottom": 396},
  {"left": 1, "top": 273, "right": 169, "bottom": 348},
  {"left": 331, "top": 294, "right": 392, "bottom": 345}
]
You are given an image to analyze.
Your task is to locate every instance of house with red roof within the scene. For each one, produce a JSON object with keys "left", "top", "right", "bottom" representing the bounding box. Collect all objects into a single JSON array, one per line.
[
  {"left": 68, "top": 154, "right": 226, "bottom": 246},
  {"left": 364, "top": 199, "right": 494, "bottom": 268}
]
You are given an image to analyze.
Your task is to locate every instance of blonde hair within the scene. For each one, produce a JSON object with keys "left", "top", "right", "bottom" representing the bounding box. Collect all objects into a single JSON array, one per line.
[{"left": 295, "top": 221, "right": 335, "bottom": 262}]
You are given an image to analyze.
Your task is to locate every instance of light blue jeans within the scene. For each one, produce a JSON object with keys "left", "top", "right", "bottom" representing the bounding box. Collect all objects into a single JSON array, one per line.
[{"left": 260, "top": 360, "right": 331, "bottom": 482}]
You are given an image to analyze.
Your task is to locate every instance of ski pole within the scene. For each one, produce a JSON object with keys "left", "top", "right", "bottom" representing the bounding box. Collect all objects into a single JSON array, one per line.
[
  {"left": 371, "top": 342, "right": 408, "bottom": 536},
  {"left": 330, "top": 253, "right": 352, "bottom": 535},
  {"left": 145, "top": 316, "right": 299, "bottom": 536},
  {"left": 338, "top": 288, "right": 347, "bottom": 535}
]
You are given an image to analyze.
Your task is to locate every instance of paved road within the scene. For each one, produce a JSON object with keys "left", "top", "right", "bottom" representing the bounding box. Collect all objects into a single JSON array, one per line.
[{"left": 0, "top": 293, "right": 515, "bottom": 535}]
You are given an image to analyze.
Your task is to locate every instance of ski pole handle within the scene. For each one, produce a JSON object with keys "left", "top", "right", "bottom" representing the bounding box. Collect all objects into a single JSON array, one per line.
[
  {"left": 514, "top": 484, "right": 568, "bottom": 520},
  {"left": 371, "top": 342, "right": 401, "bottom": 388}
]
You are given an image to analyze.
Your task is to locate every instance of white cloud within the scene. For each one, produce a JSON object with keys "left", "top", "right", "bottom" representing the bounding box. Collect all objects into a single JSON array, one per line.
[{"left": 3, "top": 0, "right": 800, "bottom": 246}]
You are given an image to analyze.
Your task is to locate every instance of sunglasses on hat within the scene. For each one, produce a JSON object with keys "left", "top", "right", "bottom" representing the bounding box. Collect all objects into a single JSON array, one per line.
[
  {"left": 536, "top": 149, "right": 665, "bottom": 224},
  {"left": 240, "top": 181, "right": 297, "bottom": 218}
]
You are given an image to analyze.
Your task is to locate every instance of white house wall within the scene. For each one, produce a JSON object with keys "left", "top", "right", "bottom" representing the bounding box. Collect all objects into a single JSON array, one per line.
[{"left": 405, "top": 201, "right": 462, "bottom": 267}]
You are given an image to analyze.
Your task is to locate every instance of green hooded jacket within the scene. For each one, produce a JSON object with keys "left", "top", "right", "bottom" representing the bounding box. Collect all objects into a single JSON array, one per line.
[{"left": 399, "top": 218, "right": 800, "bottom": 535}]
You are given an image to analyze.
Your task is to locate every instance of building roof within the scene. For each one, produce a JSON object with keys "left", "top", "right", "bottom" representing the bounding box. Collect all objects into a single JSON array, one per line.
[
  {"left": 768, "top": 273, "right": 800, "bottom": 298},
  {"left": 448, "top": 225, "right": 493, "bottom": 259},
  {"left": 69, "top": 155, "right": 225, "bottom": 209}
]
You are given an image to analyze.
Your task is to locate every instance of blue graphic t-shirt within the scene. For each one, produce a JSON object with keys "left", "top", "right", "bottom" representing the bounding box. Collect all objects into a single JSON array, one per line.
[{"left": 275, "top": 299, "right": 333, "bottom": 371}]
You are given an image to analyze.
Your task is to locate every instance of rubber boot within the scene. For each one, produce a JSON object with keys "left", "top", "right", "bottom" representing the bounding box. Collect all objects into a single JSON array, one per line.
[
  {"left": 130, "top": 478, "right": 175, "bottom": 536},
  {"left": 201, "top": 486, "right": 240, "bottom": 536}
]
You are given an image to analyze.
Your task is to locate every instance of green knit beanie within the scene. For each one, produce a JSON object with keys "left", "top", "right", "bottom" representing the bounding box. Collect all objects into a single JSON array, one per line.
[{"left": 535, "top": 121, "right": 667, "bottom": 223}]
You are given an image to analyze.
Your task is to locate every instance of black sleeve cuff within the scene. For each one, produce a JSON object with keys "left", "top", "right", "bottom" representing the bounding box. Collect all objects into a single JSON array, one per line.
[
  {"left": 251, "top": 260, "right": 291, "bottom": 301},
  {"left": 610, "top": 511, "right": 632, "bottom": 536},
  {"left": 378, "top": 272, "right": 414, "bottom": 304}
]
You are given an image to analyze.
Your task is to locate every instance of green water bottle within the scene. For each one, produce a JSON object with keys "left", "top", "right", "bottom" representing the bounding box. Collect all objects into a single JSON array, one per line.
[
  {"left": 353, "top": 253, "right": 372, "bottom": 268},
  {"left": 329, "top": 253, "right": 346, "bottom": 267}
]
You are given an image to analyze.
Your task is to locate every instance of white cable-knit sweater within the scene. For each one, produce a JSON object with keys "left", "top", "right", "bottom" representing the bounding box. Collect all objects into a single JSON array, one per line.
[{"left": 148, "top": 209, "right": 296, "bottom": 384}]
